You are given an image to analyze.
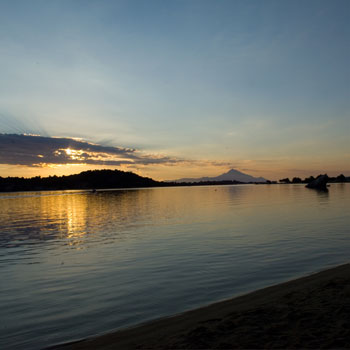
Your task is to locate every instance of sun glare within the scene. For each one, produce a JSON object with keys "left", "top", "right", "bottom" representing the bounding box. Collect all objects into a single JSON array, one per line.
[{"left": 61, "top": 148, "right": 86, "bottom": 161}]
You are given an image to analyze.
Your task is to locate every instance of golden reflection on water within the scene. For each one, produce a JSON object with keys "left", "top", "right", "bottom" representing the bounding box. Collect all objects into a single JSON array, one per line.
[
  {"left": 0, "top": 184, "right": 336, "bottom": 250},
  {"left": 60, "top": 195, "right": 88, "bottom": 246},
  {"left": 35, "top": 191, "right": 90, "bottom": 247}
]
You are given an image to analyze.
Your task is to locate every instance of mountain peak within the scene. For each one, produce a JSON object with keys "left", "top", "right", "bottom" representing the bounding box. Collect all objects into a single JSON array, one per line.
[
  {"left": 171, "top": 169, "right": 267, "bottom": 183},
  {"left": 227, "top": 169, "right": 240, "bottom": 174}
]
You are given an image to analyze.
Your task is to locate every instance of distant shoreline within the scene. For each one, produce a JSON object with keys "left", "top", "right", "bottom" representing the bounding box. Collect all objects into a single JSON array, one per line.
[
  {"left": 0, "top": 169, "right": 253, "bottom": 192},
  {"left": 1, "top": 169, "right": 349, "bottom": 193},
  {"left": 51, "top": 263, "right": 350, "bottom": 349},
  {"left": 1, "top": 181, "right": 349, "bottom": 194},
  {"left": 0, "top": 180, "right": 262, "bottom": 193}
]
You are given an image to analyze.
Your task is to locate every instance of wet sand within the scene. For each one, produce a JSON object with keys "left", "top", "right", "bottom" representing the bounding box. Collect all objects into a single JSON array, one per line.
[{"left": 56, "top": 263, "right": 350, "bottom": 349}]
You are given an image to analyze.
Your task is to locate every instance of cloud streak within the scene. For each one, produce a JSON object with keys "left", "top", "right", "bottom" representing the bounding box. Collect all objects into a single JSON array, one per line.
[{"left": 0, "top": 134, "right": 181, "bottom": 167}]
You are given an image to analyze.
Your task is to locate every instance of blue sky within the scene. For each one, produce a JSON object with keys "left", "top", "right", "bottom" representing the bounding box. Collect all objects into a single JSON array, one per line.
[{"left": 0, "top": 0, "right": 349, "bottom": 180}]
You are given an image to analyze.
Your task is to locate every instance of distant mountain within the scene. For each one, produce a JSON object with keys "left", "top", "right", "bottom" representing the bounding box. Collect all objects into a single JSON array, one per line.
[{"left": 171, "top": 169, "right": 267, "bottom": 183}]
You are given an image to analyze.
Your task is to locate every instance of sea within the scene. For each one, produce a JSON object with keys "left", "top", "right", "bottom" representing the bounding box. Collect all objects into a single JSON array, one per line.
[{"left": 0, "top": 183, "right": 349, "bottom": 349}]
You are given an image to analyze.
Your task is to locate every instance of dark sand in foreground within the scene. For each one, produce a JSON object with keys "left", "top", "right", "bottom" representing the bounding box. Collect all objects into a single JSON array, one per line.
[{"left": 55, "top": 264, "right": 350, "bottom": 349}]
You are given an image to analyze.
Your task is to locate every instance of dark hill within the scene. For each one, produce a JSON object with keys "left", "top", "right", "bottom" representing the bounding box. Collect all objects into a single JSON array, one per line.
[{"left": 0, "top": 170, "right": 161, "bottom": 192}]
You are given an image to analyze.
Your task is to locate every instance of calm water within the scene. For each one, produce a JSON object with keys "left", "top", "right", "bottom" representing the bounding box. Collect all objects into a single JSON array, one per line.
[{"left": 0, "top": 184, "right": 349, "bottom": 349}]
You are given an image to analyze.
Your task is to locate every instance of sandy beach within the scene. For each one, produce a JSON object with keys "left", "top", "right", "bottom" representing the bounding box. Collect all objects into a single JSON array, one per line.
[{"left": 53, "top": 263, "right": 350, "bottom": 349}]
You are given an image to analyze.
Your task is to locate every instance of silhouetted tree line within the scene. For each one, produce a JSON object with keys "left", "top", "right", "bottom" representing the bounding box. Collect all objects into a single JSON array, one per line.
[
  {"left": 279, "top": 174, "right": 349, "bottom": 184},
  {"left": 0, "top": 170, "right": 248, "bottom": 192},
  {"left": 0, "top": 169, "right": 348, "bottom": 192},
  {"left": 0, "top": 170, "right": 161, "bottom": 192}
]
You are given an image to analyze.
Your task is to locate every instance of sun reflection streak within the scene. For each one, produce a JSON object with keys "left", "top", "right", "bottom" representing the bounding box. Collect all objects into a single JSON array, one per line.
[
  {"left": 39, "top": 192, "right": 90, "bottom": 248},
  {"left": 65, "top": 195, "right": 88, "bottom": 248}
]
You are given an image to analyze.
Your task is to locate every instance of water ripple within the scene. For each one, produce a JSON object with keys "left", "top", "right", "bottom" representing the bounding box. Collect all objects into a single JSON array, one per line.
[{"left": 0, "top": 184, "right": 349, "bottom": 349}]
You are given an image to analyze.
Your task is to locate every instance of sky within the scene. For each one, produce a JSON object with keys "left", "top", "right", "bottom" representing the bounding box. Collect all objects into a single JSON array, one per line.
[{"left": 0, "top": 0, "right": 349, "bottom": 181}]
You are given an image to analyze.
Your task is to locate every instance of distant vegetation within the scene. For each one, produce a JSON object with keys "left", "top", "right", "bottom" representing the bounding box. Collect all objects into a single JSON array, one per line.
[
  {"left": 0, "top": 170, "right": 349, "bottom": 192},
  {"left": 0, "top": 170, "right": 248, "bottom": 192},
  {"left": 0, "top": 170, "right": 161, "bottom": 192},
  {"left": 278, "top": 174, "right": 349, "bottom": 184}
]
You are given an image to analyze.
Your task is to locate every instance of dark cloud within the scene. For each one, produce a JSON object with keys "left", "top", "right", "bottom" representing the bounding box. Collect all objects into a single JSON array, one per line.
[{"left": 0, "top": 134, "right": 182, "bottom": 167}]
